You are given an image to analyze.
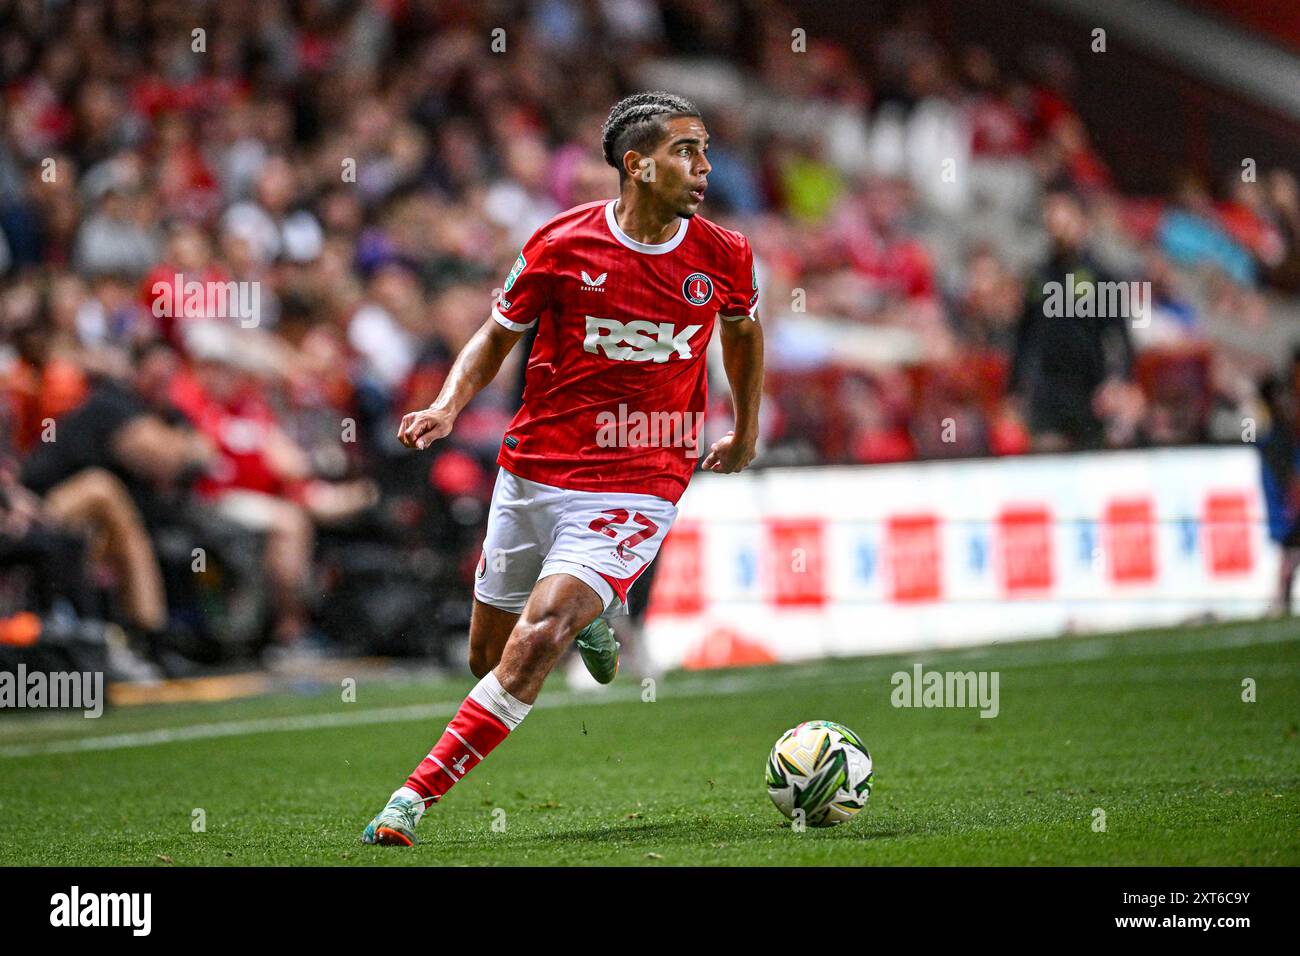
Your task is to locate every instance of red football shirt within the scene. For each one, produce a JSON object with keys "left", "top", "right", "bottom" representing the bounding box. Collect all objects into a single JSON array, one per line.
[{"left": 492, "top": 199, "right": 758, "bottom": 503}]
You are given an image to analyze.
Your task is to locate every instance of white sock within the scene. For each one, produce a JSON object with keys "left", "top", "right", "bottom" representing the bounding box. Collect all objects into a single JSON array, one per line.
[
  {"left": 467, "top": 670, "right": 533, "bottom": 730},
  {"left": 392, "top": 785, "right": 427, "bottom": 825}
]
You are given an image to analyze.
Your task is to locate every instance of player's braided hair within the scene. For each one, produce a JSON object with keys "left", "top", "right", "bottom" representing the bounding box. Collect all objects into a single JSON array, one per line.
[{"left": 600, "top": 91, "right": 701, "bottom": 179}]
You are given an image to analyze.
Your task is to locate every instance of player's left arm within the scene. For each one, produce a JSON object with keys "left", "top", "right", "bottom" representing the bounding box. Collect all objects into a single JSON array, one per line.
[
  {"left": 703, "top": 237, "right": 764, "bottom": 474},
  {"left": 702, "top": 312, "right": 764, "bottom": 474}
]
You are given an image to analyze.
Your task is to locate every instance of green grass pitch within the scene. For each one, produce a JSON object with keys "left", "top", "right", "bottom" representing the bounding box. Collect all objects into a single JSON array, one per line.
[{"left": 1, "top": 619, "right": 1297, "bottom": 866}]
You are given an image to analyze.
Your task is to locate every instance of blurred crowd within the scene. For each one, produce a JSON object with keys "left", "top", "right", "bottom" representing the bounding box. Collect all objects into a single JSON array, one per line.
[{"left": 2, "top": 0, "right": 1299, "bottom": 673}]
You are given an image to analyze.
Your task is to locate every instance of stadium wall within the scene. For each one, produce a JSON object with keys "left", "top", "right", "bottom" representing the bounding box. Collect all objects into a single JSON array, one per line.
[{"left": 644, "top": 447, "right": 1274, "bottom": 670}]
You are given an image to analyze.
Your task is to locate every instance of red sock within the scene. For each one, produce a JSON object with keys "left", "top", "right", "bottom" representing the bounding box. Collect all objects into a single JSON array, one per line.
[{"left": 404, "top": 672, "right": 530, "bottom": 804}]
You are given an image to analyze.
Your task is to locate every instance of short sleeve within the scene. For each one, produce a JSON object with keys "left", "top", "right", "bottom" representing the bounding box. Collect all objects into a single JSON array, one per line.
[
  {"left": 492, "top": 229, "right": 552, "bottom": 331},
  {"left": 718, "top": 236, "right": 759, "bottom": 322}
]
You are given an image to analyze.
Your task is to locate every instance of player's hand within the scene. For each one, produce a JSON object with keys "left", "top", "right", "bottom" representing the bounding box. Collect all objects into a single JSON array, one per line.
[
  {"left": 701, "top": 430, "right": 756, "bottom": 474},
  {"left": 398, "top": 406, "right": 456, "bottom": 450}
]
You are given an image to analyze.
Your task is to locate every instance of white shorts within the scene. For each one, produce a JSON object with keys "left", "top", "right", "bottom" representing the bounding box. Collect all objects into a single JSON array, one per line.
[{"left": 472, "top": 468, "right": 678, "bottom": 616}]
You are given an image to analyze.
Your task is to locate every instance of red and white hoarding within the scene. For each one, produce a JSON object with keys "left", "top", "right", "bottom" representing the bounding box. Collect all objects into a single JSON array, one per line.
[{"left": 644, "top": 448, "right": 1273, "bottom": 670}]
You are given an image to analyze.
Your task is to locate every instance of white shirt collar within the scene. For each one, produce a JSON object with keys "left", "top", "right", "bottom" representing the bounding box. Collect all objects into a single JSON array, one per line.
[{"left": 604, "top": 199, "right": 689, "bottom": 254}]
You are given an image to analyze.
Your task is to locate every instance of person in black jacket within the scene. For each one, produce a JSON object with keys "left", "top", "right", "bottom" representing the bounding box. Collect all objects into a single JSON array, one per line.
[{"left": 1010, "top": 192, "right": 1138, "bottom": 451}]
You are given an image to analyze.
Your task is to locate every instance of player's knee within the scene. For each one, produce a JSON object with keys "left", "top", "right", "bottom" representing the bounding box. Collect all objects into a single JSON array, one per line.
[{"left": 512, "top": 610, "right": 578, "bottom": 659}]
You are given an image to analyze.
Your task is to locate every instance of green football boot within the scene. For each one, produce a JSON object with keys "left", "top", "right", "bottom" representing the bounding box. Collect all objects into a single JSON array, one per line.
[
  {"left": 360, "top": 793, "right": 422, "bottom": 846},
  {"left": 573, "top": 616, "right": 620, "bottom": 684}
]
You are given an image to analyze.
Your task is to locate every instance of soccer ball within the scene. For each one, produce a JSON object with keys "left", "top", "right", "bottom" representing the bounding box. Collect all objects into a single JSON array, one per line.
[{"left": 766, "top": 720, "right": 873, "bottom": 827}]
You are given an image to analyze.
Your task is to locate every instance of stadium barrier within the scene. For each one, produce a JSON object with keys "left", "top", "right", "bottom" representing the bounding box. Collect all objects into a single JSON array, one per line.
[{"left": 644, "top": 446, "right": 1274, "bottom": 669}]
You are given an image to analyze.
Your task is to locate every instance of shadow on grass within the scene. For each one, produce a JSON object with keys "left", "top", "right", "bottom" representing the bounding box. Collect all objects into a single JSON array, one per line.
[{"left": 423, "top": 814, "right": 914, "bottom": 849}]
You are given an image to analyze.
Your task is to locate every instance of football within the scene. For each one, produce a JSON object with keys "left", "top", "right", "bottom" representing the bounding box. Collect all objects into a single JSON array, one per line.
[{"left": 766, "top": 720, "right": 874, "bottom": 827}]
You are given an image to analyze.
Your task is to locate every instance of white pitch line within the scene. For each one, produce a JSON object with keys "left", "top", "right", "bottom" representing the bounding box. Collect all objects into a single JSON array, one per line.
[
  {"left": 1, "top": 624, "right": 1295, "bottom": 759},
  {"left": 0, "top": 672, "right": 780, "bottom": 759}
]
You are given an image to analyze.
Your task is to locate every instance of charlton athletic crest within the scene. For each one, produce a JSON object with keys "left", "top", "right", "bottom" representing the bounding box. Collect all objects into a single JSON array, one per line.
[{"left": 682, "top": 272, "right": 714, "bottom": 306}]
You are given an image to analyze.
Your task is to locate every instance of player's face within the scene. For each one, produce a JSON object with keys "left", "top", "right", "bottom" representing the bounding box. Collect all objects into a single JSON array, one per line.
[{"left": 649, "top": 116, "right": 712, "bottom": 218}]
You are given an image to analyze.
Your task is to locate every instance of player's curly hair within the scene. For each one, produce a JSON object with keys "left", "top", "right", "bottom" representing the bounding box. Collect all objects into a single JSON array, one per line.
[{"left": 600, "top": 91, "right": 701, "bottom": 180}]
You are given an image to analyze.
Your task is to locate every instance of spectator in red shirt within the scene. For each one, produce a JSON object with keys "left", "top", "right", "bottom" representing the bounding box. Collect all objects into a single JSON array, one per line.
[{"left": 167, "top": 321, "right": 376, "bottom": 648}]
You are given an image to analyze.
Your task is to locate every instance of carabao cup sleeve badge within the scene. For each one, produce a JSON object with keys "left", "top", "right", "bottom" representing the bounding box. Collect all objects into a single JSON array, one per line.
[{"left": 504, "top": 253, "right": 526, "bottom": 293}]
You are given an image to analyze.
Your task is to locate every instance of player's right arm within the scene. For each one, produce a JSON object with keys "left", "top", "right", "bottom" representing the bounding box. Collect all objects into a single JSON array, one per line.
[
  {"left": 398, "top": 231, "right": 552, "bottom": 450},
  {"left": 397, "top": 319, "right": 523, "bottom": 449}
]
